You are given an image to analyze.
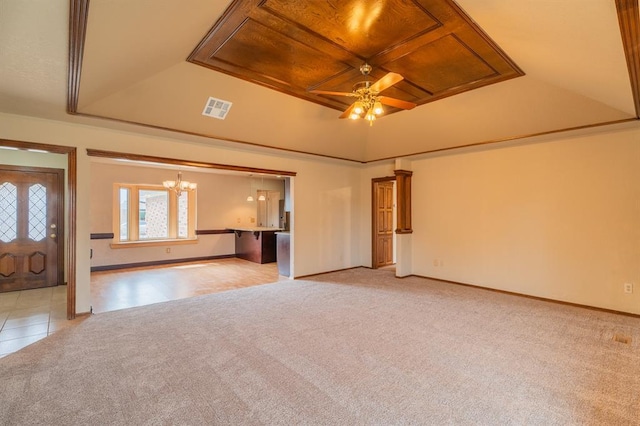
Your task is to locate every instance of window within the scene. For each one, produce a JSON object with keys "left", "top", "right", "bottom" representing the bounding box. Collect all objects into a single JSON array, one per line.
[{"left": 113, "top": 184, "right": 196, "bottom": 246}]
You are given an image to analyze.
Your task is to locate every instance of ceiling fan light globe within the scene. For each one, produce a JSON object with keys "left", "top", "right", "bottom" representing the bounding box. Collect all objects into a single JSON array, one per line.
[
  {"left": 365, "top": 108, "right": 376, "bottom": 121},
  {"left": 374, "top": 101, "right": 384, "bottom": 115}
]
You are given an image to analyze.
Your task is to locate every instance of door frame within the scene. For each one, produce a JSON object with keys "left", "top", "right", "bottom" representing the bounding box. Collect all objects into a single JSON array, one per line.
[
  {"left": 0, "top": 139, "right": 77, "bottom": 319},
  {"left": 371, "top": 176, "right": 396, "bottom": 269}
]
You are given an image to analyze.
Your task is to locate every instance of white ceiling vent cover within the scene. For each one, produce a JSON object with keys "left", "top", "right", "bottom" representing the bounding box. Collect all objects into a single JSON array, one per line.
[{"left": 202, "top": 97, "right": 232, "bottom": 120}]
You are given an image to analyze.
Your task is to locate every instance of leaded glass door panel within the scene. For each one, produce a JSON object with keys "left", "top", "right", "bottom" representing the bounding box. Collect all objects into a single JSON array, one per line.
[{"left": 0, "top": 166, "right": 64, "bottom": 292}]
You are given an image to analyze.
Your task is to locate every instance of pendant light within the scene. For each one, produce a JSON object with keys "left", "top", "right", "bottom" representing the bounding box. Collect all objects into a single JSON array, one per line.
[
  {"left": 246, "top": 174, "right": 254, "bottom": 202},
  {"left": 258, "top": 175, "right": 266, "bottom": 201}
]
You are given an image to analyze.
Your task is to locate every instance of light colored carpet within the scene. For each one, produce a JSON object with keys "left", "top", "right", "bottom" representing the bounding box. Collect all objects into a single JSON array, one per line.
[{"left": 1, "top": 268, "right": 638, "bottom": 425}]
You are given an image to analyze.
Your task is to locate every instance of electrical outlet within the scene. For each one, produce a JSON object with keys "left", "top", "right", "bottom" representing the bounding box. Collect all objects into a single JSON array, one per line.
[
  {"left": 624, "top": 283, "right": 633, "bottom": 294},
  {"left": 166, "top": 248, "right": 171, "bottom": 254},
  {"left": 237, "top": 217, "right": 241, "bottom": 223},
  {"left": 250, "top": 217, "right": 255, "bottom": 223}
]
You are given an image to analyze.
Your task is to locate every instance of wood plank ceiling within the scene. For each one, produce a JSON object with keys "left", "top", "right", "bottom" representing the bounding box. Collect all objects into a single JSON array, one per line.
[{"left": 188, "top": 0, "right": 524, "bottom": 116}]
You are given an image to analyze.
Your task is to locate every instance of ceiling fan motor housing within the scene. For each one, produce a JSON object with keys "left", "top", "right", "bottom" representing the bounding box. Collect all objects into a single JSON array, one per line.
[{"left": 359, "top": 63, "right": 372, "bottom": 76}]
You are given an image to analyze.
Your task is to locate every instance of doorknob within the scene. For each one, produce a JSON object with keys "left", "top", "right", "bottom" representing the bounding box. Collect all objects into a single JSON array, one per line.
[
  {"left": 50, "top": 224, "right": 56, "bottom": 229},
  {"left": 50, "top": 233, "right": 57, "bottom": 239}
]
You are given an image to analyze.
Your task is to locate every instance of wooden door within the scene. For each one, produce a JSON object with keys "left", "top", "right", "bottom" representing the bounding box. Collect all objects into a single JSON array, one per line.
[
  {"left": 373, "top": 180, "right": 394, "bottom": 268},
  {"left": 0, "top": 166, "right": 64, "bottom": 292}
]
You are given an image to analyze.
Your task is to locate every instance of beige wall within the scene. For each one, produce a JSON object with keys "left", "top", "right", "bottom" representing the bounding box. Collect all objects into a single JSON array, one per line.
[
  {"left": 0, "top": 149, "right": 67, "bottom": 169},
  {"left": 3, "top": 111, "right": 639, "bottom": 315},
  {"left": 407, "top": 125, "right": 640, "bottom": 314},
  {"left": 0, "top": 112, "right": 363, "bottom": 313}
]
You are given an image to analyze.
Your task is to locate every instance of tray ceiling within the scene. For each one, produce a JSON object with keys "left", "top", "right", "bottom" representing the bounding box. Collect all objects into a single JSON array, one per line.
[
  {"left": 188, "top": 0, "right": 524, "bottom": 115},
  {"left": 1, "top": 0, "right": 637, "bottom": 163},
  {"left": 67, "top": 0, "right": 640, "bottom": 162}
]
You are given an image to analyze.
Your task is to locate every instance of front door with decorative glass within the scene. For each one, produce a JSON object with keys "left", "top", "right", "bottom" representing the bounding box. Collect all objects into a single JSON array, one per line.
[{"left": 0, "top": 165, "right": 64, "bottom": 292}]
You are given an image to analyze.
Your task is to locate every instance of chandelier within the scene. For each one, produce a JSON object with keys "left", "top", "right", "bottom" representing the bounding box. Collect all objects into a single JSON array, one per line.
[{"left": 163, "top": 171, "right": 196, "bottom": 196}]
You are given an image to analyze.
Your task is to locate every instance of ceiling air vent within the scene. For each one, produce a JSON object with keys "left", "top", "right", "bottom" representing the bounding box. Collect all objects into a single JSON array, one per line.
[{"left": 202, "top": 97, "right": 232, "bottom": 120}]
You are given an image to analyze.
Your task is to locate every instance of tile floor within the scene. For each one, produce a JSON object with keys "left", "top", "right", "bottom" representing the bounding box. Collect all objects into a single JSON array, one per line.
[
  {"left": 0, "top": 285, "right": 83, "bottom": 358},
  {"left": 0, "top": 258, "right": 282, "bottom": 358}
]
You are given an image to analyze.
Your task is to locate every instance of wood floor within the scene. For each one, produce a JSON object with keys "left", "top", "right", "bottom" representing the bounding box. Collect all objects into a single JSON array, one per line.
[
  {"left": 90, "top": 258, "right": 283, "bottom": 313},
  {"left": 1, "top": 258, "right": 282, "bottom": 357}
]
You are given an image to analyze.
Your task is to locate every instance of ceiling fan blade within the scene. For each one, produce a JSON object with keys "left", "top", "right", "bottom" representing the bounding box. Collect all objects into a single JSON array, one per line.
[
  {"left": 378, "top": 96, "right": 417, "bottom": 110},
  {"left": 369, "top": 72, "right": 404, "bottom": 93},
  {"left": 339, "top": 103, "right": 356, "bottom": 119},
  {"left": 309, "top": 90, "right": 355, "bottom": 97}
]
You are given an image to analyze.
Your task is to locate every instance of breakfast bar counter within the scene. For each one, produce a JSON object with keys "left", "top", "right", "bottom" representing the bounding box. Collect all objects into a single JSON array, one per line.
[{"left": 228, "top": 227, "right": 282, "bottom": 264}]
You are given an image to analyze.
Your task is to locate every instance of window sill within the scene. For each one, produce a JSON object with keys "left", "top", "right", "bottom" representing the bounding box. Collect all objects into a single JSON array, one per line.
[{"left": 110, "top": 239, "right": 198, "bottom": 249}]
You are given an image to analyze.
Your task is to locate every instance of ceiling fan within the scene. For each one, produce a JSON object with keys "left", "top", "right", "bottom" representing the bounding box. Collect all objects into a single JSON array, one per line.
[{"left": 309, "top": 63, "right": 417, "bottom": 125}]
